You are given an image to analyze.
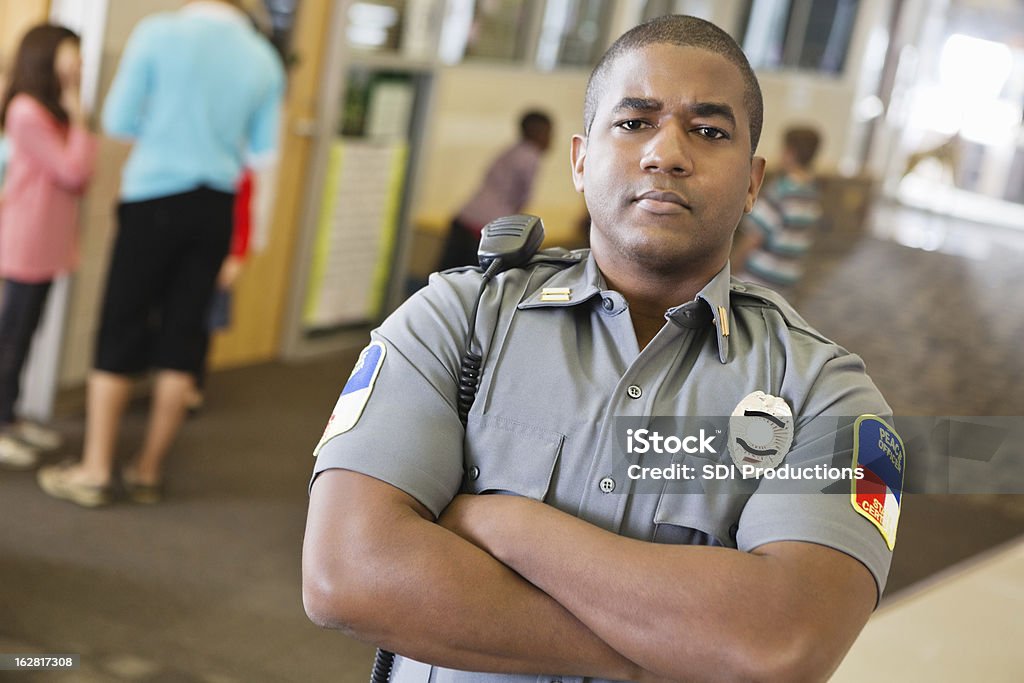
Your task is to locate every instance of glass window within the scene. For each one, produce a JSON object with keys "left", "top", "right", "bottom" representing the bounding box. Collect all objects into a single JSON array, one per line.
[
  {"left": 740, "top": 0, "right": 860, "bottom": 75},
  {"left": 796, "top": 0, "right": 859, "bottom": 72},
  {"left": 741, "top": 0, "right": 790, "bottom": 69},
  {"left": 346, "top": 0, "right": 405, "bottom": 52},
  {"left": 440, "top": 0, "right": 536, "bottom": 63},
  {"left": 343, "top": 0, "right": 444, "bottom": 60},
  {"left": 536, "top": 0, "right": 612, "bottom": 70}
]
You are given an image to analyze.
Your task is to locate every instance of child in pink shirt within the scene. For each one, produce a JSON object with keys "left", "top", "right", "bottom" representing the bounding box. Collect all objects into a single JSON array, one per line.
[{"left": 0, "top": 24, "right": 96, "bottom": 469}]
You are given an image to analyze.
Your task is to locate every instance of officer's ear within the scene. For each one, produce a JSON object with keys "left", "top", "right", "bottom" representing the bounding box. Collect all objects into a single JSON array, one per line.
[
  {"left": 570, "top": 134, "right": 587, "bottom": 194},
  {"left": 744, "top": 155, "right": 766, "bottom": 213}
]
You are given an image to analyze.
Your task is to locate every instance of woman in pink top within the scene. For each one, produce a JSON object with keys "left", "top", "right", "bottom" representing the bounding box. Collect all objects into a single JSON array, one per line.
[{"left": 0, "top": 25, "right": 96, "bottom": 469}]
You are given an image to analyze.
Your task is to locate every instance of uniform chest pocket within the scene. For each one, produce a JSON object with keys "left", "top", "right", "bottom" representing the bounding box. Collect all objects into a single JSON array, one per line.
[
  {"left": 652, "top": 491, "right": 748, "bottom": 548},
  {"left": 463, "top": 414, "right": 564, "bottom": 501}
]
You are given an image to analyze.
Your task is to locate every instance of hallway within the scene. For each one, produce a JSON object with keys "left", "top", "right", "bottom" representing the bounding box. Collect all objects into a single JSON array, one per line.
[{"left": 2, "top": 202, "right": 1023, "bottom": 681}]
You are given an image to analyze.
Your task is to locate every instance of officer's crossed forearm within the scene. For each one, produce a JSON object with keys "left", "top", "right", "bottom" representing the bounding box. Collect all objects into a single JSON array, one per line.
[
  {"left": 303, "top": 470, "right": 660, "bottom": 681},
  {"left": 439, "top": 493, "right": 877, "bottom": 683}
]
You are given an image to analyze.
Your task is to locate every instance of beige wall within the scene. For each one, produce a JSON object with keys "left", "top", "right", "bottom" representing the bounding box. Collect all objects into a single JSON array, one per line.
[
  {"left": 0, "top": 0, "right": 50, "bottom": 71},
  {"left": 412, "top": 63, "right": 589, "bottom": 249},
  {"left": 102, "top": 0, "right": 174, "bottom": 47}
]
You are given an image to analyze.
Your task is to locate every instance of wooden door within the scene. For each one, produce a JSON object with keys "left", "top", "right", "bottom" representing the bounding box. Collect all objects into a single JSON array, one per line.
[{"left": 208, "top": 0, "right": 334, "bottom": 369}]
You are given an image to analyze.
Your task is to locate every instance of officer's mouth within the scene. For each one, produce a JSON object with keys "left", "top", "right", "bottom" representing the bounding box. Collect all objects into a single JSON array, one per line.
[{"left": 633, "top": 190, "right": 692, "bottom": 215}]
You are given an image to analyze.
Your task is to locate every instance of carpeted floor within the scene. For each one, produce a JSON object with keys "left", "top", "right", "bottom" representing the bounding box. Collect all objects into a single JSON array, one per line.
[{"left": 1, "top": 354, "right": 377, "bottom": 682}]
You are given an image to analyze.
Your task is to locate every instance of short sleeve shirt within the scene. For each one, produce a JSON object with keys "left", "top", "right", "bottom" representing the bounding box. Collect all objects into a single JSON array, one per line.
[
  {"left": 311, "top": 250, "right": 899, "bottom": 683},
  {"left": 742, "top": 175, "right": 823, "bottom": 286}
]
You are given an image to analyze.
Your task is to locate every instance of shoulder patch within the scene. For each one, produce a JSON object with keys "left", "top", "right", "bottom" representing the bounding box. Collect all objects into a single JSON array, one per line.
[
  {"left": 850, "top": 415, "right": 905, "bottom": 550},
  {"left": 313, "top": 341, "right": 386, "bottom": 457}
]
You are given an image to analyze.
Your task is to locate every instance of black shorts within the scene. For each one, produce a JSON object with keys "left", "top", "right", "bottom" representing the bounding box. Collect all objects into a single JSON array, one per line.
[{"left": 95, "top": 187, "right": 234, "bottom": 376}]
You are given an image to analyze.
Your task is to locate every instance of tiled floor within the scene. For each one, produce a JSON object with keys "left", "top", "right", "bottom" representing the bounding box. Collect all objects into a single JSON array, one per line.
[
  {"left": 799, "top": 201, "right": 1024, "bottom": 679},
  {"left": 793, "top": 201, "right": 1024, "bottom": 418},
  {"left": 833, "top": 537, "right": 1024, "bottom": 682}
]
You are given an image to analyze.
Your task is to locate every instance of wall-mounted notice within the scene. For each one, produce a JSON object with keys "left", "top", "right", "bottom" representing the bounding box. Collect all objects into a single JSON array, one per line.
[{"left": 303, "top": 139, "right": 408, "bottom": 330}]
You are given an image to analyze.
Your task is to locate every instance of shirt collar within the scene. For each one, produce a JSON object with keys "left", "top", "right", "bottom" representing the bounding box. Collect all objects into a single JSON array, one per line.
[
  {"left": 666, "top": 261, "right": 733, "bottom": 364},
  {"left": 520, "top": 252, "right": 733, "bottom": 363},
  {"left": 181, "top": 1, "right": 251, "bottom": 28}
]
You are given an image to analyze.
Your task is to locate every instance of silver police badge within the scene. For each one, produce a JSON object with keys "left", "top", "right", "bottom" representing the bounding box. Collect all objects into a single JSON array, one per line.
[{"left": 729, "top": 391, "right": 794, "bottom": 476}]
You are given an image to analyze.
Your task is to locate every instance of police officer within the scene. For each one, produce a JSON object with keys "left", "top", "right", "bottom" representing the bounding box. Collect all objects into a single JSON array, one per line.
[{"left": 303, "top": 15, "right": 903, "bottom": 682}]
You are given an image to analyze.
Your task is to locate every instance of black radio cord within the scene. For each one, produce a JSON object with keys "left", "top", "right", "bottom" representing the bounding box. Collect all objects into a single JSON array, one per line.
[
  {"left": 370, "top": 260, "right": 501, "bottom": 683},
  {"left": 457, "top": 268, "right": 495, "bottom": 424}
]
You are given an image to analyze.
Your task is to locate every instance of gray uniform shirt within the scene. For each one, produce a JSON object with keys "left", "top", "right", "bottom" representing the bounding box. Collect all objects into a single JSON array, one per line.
[{"left": 312, "top": 249, "right": 897, "bottom": 683}]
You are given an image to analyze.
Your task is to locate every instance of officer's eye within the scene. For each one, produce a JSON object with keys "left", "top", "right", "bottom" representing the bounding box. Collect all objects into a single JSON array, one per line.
[
  {"left": 695, "top": 126, "right": 729, "bottom": 140},
  {"left": 615, "top": 119, "right": 651, "bottom": 132}
]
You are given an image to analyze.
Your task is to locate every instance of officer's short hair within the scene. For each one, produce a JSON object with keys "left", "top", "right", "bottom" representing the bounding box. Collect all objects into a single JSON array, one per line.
[{"left": 583, "top": 15, "right": 764, "bottom": 154}]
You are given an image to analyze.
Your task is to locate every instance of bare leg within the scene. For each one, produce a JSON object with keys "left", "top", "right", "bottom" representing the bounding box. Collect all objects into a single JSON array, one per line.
[
  {"left": 78, "top": 370, "right": 133, "bottom": 484},
  {"left": 132, "top": 369, "right": 194, "bottom": 484}
]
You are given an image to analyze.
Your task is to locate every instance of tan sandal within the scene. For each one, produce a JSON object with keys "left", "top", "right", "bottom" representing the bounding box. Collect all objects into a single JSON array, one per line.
[
  {"left": 122, "top": 467, "right": 164, "bottom": 504},
  {"left": 37, "top": 462, "right": 112, "bottom": 508}
]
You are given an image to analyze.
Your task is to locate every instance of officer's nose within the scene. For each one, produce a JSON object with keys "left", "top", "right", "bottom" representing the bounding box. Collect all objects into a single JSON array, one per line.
[{"left": 640, "top": 123, "right": 692, "bottom": 176}]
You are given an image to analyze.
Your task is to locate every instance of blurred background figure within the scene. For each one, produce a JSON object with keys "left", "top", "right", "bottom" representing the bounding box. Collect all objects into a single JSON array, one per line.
[
  {"left": 0, "top": 126, "right": 8, "bottom": 188},
  {"left": 0, "top": 24, "right": 96, "bottom": 470},
  {"left": 732, "top": 125, "right": 823, "bottom": 293},
  {"left": 436, "top": 109, "right": 553, "bottom": 270},
  {"left": 0, "top": 58, "right": 7, "bottom": 187},
  {"left": 36, "top": 0, "right": 284, "bottom": 507},
  {"left": 0, "top": 138, "right": 7, "bottom": 185}
]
